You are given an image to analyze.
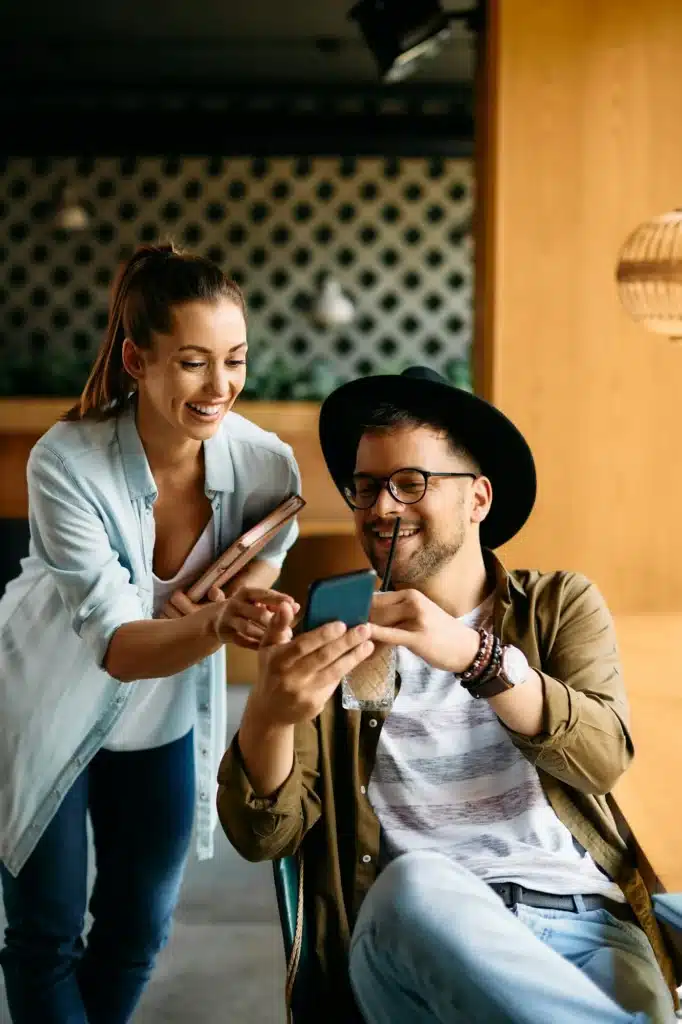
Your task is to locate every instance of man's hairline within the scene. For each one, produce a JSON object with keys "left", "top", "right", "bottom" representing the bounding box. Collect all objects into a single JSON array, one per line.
[{"left": 357, "top": 422, "right": 482, "bottom": 475}]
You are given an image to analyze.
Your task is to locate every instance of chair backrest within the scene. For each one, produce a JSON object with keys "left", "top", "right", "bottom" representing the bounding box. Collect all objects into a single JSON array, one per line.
[
  {"left": 272, "top": 856, "right": 316, "bottom": 1021},
  {"left": 273, "top": 856, "right": 303, "bottom": 963}
]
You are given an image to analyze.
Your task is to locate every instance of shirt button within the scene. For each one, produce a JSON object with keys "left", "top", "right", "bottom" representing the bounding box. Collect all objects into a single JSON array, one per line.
[
  {"left": 368, "top": 718, "right": 378, "bottom": 728},
  {"left": 360, "top": 785, "right": 367, "bottom": 795},
  {"left": 361, "top": 854, "right": 371, "bottom": 864}
]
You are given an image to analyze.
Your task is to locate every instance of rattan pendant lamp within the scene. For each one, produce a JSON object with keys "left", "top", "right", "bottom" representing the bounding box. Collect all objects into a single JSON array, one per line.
[{"left": 616, "top": 208, "right": 682, "bottom": 340}]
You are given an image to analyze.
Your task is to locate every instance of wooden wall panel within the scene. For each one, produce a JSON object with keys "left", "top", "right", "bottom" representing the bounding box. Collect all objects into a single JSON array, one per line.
[{"left": 478, "top": 0, "right": 682, "bottom": 613}]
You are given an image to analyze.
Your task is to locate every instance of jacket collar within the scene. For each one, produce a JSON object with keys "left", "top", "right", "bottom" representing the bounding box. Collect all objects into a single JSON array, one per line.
[
  {"left": 115, "top": 401, "right": 236, "bottom": 502},
  {"left": 486, "top": 548, "right": 527, "bottom": 600},
  {"left": 484, "top": 548, "right": 527, "bottom": 637}
]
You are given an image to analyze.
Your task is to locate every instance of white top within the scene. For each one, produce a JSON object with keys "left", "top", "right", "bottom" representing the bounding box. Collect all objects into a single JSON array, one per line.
[
  {"left": 104, "top": 517, "right": 215, "bottom": 751},
  {"left": 368, "top": 595, "right": 626, "bottom": 902}
]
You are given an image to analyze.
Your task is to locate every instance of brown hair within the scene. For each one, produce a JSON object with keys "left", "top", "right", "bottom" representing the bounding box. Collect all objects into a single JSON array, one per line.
[
  {"left": 64, "top": 243, "right": 246, "bottom": 421},
  {"left": 361, "top": 401, "right": 482, "bottom": 474}
]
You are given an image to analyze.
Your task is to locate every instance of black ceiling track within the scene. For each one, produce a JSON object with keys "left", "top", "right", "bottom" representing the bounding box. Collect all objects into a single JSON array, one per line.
[{"left": 1, "top": 83, "right": 475, "bottom": 158}]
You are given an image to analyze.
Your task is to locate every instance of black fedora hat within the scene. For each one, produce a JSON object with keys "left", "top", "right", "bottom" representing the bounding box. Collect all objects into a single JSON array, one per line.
[{"left": 319, "top": 366, "right": 537, "bottom": 550}]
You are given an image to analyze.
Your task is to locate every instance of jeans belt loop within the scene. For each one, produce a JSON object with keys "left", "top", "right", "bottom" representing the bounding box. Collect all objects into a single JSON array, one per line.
[{"left": 573, "top": 894, "right": 587, "bottom": 914}]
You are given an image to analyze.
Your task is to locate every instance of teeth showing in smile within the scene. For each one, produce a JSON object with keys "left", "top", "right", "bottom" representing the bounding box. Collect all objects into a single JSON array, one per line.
[
  {"left": 187, "top": 403, "right": 221, "bottom": 416},
  {"left": 374, "top": 528, "right": 420, "bottom": 539}
]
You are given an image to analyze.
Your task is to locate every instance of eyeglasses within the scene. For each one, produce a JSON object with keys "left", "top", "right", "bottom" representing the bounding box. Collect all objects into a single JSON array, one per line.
[{"left": 343, "top": 467, "right": 477, "bottom": 511}]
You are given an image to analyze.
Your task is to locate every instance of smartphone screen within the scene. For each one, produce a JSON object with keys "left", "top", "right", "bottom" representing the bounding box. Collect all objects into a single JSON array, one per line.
[{"left": 302, "top": 569, "right": 377, "bottom": 632}]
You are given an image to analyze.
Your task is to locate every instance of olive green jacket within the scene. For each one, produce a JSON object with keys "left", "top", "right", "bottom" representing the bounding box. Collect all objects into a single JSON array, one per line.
[{"left": 218, "top": 556, "right": 678, "bottom": 1021}]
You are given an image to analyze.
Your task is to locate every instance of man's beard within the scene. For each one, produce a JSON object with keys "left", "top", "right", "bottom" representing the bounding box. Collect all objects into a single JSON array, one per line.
[{"left": 363, "top": 519, "right": 466, "bottom": 586}]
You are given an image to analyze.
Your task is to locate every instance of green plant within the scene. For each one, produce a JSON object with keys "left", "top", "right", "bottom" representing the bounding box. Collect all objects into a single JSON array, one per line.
[{"left": 0, "top": 336, "right": 472, "bottom": 401}]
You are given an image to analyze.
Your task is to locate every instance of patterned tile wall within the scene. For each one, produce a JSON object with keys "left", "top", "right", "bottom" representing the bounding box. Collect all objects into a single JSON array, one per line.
[{"left": 0, "top": 155, "right": 474, "bottom": 398}]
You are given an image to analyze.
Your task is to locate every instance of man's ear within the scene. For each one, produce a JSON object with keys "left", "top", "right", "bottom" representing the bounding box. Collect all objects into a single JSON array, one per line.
[
  {"left": 121, "top": 338, "right": 146, "bottom": 382},
  {"left": 470, "top": 476, "right": 493, "bottom": 524}
]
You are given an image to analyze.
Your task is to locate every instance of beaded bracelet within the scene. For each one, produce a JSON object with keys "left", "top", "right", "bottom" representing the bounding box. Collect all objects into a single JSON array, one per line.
[
  {"left": 463, "top": 640, "right": 506, "bottom": 699},
  {"left": 474, "top": 636, "right": 502, "bottom": 686},
  {"left": 461, "top": 628, "right": 494, "bottom": 683}
]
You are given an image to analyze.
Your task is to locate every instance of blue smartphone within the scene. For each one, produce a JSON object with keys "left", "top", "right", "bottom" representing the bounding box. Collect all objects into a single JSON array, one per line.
[{"left": 301, "top": 569, "right": 378, "bottom": 632}]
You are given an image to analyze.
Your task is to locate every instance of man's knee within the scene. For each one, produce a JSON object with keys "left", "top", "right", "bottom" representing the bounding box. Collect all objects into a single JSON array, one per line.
[
  {"left": 350, "top": 851, "right": 504, "bottom": 1018},
  {"left": 353, "top": 850, "right": 496, "bottom": 951}
]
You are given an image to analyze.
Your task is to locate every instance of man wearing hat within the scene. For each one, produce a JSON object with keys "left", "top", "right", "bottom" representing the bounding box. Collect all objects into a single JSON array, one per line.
[{"left": 218, "top": 368, "right": 677, "bottom": 1023}]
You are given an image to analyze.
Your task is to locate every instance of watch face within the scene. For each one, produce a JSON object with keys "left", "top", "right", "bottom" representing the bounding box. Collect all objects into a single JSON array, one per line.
[{"left": 502, "top": 646, "right": 529, "bottom": 686}]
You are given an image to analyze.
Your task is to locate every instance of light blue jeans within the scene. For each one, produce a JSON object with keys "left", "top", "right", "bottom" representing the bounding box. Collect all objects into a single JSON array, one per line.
[{"left": 349, "top": 851, "right": 676, "bottom": 1024}]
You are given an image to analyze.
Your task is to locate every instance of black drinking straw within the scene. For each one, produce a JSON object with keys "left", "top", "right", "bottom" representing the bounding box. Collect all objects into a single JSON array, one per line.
[{"left": 380, "top": 517, "right": 401, "bottom": 592}]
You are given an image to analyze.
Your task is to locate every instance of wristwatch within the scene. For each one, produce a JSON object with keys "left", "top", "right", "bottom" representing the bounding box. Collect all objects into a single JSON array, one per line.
[{"left": 463, "top": 643, "right": 530, "bottom": 700}]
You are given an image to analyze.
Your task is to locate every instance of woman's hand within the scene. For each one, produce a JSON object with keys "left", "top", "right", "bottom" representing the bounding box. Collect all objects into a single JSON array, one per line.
[
  {"left": 212, "top": 587, "right": 300, "bottom": 650},
  {"left": 162, "top": 586, "right": 299, "bottom": 650},
  {"left": 160, "top": 585, "right": 227, "bottom": 620}
]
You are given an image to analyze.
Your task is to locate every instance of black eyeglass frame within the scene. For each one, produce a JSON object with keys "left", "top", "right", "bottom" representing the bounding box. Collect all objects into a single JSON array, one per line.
[{"left": 343, "top": 467, "right": 477, "bottom": 511}]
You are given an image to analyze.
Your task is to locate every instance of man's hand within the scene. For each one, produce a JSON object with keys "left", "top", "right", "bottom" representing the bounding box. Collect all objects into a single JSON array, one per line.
[
  {"left": 369, "top": 589, "right": 480, "bottom": 674},
  {"left": 248, "top": 603, "right": 375, "bottom": 727},
  {"left": 236, "top": 603, "right": 372, "bottom": 797}
]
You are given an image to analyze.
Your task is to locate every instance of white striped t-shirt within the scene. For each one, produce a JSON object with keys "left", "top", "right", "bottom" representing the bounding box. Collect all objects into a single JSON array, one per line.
[{"left": 367, "top": 595, "right": 625, "bottom": 901}]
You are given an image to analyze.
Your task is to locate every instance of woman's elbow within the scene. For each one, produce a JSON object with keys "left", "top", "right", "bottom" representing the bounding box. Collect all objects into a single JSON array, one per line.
[{"left": 102, "top": 639, "right": 136, "bottom": 683}]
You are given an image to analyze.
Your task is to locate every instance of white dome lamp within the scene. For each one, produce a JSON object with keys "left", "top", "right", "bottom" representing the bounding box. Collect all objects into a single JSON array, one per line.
[
  {"left": 312, "top": 273, "right": 356, "bottom": 328},
  {"left": 53, "top": 180, "right": 91, "bottom": 233}
]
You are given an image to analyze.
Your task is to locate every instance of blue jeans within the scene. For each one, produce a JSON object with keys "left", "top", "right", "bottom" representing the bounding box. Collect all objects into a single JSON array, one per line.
[
  {"left": 0, "top": 729, "right": 195, "bottom": 1024},
  {"left": 349, "top": 851, "right": 676, "bottom": 1024}
]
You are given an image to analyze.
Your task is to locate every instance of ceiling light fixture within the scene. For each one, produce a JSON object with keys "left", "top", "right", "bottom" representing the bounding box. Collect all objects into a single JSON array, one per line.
[
  {"left": 348, "top": 0, "right": 478, "bottom": 83},
  {"left": 53, "top": 179, "right": 91, "bottom": 233},
  {"left": 312, "top": 273, "right": 355, "bottom": 328}
]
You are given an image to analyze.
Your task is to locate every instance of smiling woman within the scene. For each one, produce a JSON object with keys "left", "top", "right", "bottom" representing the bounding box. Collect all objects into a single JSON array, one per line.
[
  {"left": 177, "top": 333, "right": 249, "bottom": 428},
  {"left": 125, "top": 299, "right": 248, "bottom": 442},
  {"left": 0, "top": 243, "right": 303, "bottom": 1024},
  {"left": 64, "top": 242, "right": 247, "bottom": 425}
]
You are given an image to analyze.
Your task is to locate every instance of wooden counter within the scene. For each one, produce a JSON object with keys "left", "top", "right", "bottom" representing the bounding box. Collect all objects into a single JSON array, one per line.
[
  {"left": 0, "top": 397, "right": 354, "bottom": 537},
  {"left": 612, "top": 615, "right": 682, "bottom": 893}
]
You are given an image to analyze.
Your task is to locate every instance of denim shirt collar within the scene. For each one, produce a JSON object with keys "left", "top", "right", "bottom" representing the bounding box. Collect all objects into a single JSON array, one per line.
[
  {"left": 116, "top": 403, "right": 157, "bottom": 502},
  {"left": 203, "top": 424, "right": 235, "bottom": 497},
  {"left": 115, "top": 401, "right": 236, "bottom": 503}
]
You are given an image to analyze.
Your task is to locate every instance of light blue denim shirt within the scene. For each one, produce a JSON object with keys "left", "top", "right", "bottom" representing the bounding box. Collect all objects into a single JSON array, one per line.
[{"left": 0, "top": 403, "right": 301, "bottom": 877}]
